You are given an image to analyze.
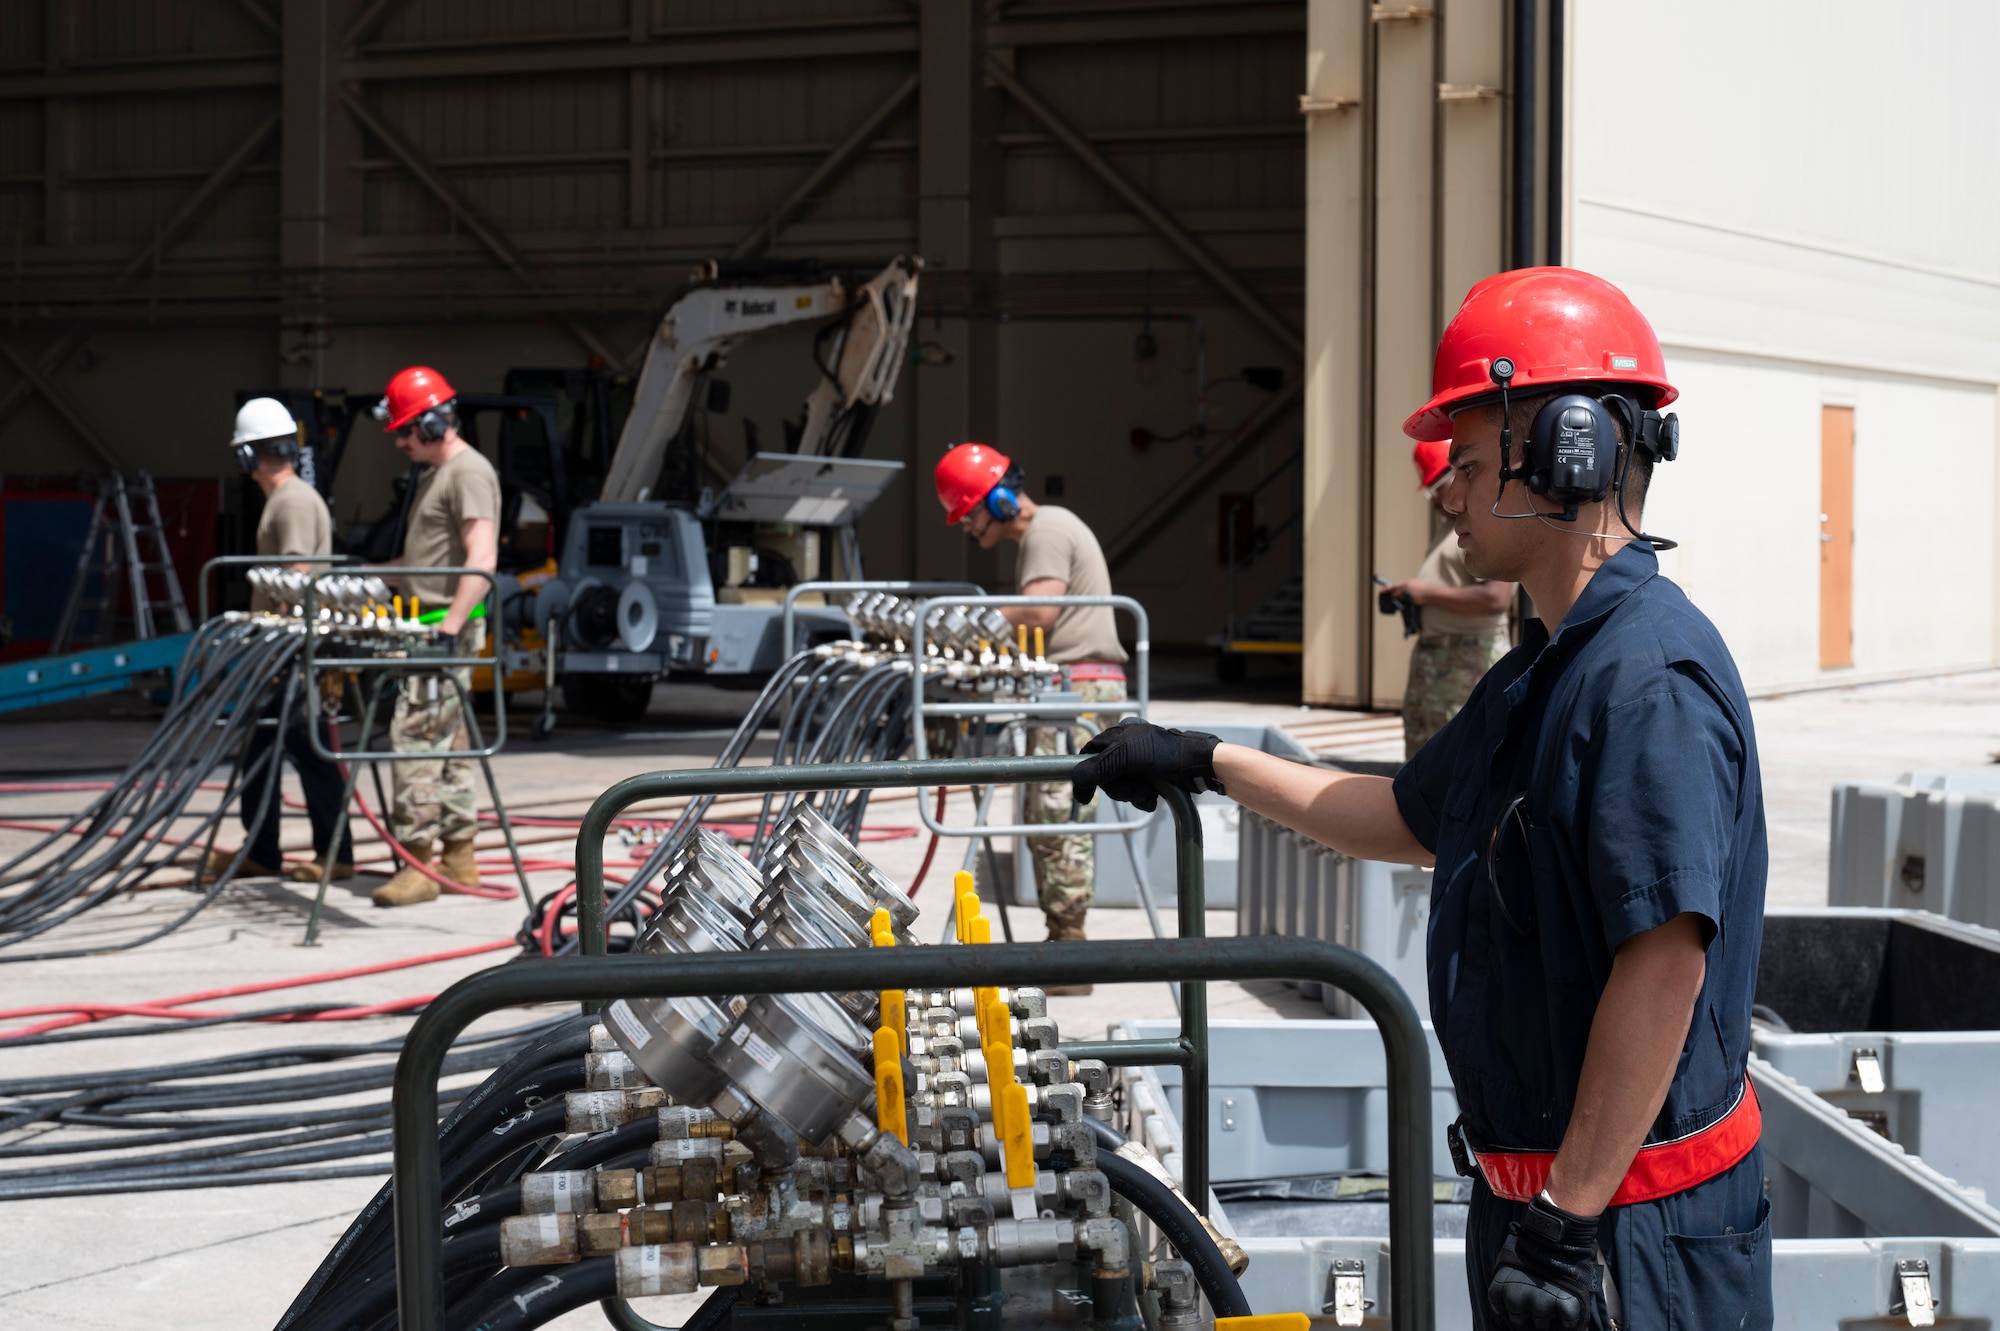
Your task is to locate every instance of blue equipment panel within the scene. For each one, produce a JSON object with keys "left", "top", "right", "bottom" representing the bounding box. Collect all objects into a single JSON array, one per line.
[{"left": 0, "top": 634, "right": 190, "bottom": 714}]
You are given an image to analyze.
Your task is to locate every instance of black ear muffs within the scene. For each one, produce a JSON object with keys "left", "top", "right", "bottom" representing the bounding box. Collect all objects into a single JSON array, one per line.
[
  {"left": 1523, "top": 393, "right": 1619, "bottom": 510},
  {"left": 414, "top": 407, "right": 450, "bottom": 442},
  {"left": 232, "top": 443, "right": 258, "bottom": 475}
]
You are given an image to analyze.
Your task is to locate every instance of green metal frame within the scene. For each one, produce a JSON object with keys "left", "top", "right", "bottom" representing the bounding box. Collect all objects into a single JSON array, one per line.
[{"left": 389, "top": 757, "right": 1435, "bottom": 1331}]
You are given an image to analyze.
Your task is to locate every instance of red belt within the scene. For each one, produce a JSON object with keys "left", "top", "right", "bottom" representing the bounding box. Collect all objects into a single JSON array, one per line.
[
  {"left": 1448, "top": 1081, "right": 1761, "bottom": 1207},
  {"left": 1065, "top": 663, "right": 1127, "bottom": 682}
]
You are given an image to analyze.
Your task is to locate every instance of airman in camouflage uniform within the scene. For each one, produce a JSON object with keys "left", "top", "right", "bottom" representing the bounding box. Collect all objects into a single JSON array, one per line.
[
  {"left": 1403, "top": 630, "right": 1510, "bottom": 755},
  {"left": 1388, "top": 439, "right": 1517, "bottom": 760},
  {"left": 389, "top": 618, "right": 486, "bottom": 851},
  {"left": 1025, "top": 677, "right": 1128, "bottom": 932}
]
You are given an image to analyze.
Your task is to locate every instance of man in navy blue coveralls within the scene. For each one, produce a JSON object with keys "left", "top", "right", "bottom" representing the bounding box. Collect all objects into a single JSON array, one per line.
[{"left": 1073, "top": 268, "right": 1772, "bottom": 1330}]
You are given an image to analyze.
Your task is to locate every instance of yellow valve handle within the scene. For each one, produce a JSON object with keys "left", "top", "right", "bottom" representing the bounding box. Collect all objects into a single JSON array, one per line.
[
  {"left": 392, "top": 595, "right": 404, "bottom": 621},
  {"left": 870, "top": 909, "right": 906, "bottom": 1055},
  {"left": 1033, "top": 626, "right": 1045, "bottom": 660},
  {"left": 1017, "top": 623, "right": 1029, "bottom": 656},
  {"left": 872, "top": 1027, "right": 908, "bottom": 1146},
  {"left": 999, "top": 1081, "right": 1034, "bottom": 1190},
  {"left": 968, "top": 915, "right": 991, "bottom": 946},
  {"left": 953, "top": 871, "right": 979, "bottom": 943},
  {"left": 412, "top": 597, "right": 421, "bottom": 622},
  {"left": 1215, "top": 1317, "right": 1311, "bottom": 1331}
]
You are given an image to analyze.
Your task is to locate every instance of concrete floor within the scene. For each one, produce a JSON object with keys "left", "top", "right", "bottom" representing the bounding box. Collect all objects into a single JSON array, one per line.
[{"left": 0, "top": 664, "right": 1994, "bottom": 1326}]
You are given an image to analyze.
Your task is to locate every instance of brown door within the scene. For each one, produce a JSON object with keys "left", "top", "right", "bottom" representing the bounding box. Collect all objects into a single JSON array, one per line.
[{"left": 1820, "top": 406, "right": 1855, "bottom": 669}]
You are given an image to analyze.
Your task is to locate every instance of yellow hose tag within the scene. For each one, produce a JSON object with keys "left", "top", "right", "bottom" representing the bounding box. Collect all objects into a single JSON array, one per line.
[
  {"left": 870, "top": 907, "right": 895, "bottom": 950},
  {"left": 1214, "top": 1317, "right": 1312, "bottom": 1331},
  {"left": 1000, "top": 1081, "right": 1034, "bottom": 1190},
  {"left": 872, "top": 1027, "right": 908, "bottom": 1146}
]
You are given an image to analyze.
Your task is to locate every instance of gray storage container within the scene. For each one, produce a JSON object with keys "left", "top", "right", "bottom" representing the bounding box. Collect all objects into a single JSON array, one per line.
[
  {"left": 1110, "top": 1015, "right": 2000, "bottom": 1327},
  {"left": 1829, "top": 772, "right": 2000, "bottom": 928},
  {"left": 1236, "top": 809, "right": 1431, "bottom": 1014}
]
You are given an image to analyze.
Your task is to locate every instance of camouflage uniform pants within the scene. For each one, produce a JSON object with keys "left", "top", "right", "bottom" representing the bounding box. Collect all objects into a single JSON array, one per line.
[
  {"left": 1403, "top": 630, "right": 1510, "bottom": 759},
  {"left": 390, "top": 618, "right": 485, "bottom": 849},
  {"left": 1026, "top": 676, "right": 1127, "bottom": 927}
]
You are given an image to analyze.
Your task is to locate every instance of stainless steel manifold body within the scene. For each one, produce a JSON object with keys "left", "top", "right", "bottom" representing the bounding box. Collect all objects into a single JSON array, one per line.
[{"left": 492, "top": 804, "right": 1171, "bottom": 1327}]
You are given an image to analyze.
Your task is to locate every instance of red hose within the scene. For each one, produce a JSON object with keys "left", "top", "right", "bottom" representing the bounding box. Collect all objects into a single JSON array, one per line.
[
  {"left": 905, "top": 786, "right": 949, "bottom": 899},
  {"left": 0, "top": 936, "right": 514, "bottom": 1040}
]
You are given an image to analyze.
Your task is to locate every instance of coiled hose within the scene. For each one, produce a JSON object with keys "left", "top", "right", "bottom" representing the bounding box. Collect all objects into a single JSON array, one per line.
[{"left": 1085, "top": 1116, "right": 1252, "bottom": 1320}]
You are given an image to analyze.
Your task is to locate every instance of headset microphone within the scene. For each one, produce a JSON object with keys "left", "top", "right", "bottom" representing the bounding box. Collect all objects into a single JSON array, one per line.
[{"left": 1483, "top": 355, "right": 1680, "bottom": 550}]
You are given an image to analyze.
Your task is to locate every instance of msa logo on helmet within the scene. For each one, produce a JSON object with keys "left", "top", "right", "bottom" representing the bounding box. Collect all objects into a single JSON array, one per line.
[
  {"left": 1609, "top": 355, "right": 1639, "bottom": 372},
  {"left": 725, "top": 298, "right": 777, "bottom": 316}
]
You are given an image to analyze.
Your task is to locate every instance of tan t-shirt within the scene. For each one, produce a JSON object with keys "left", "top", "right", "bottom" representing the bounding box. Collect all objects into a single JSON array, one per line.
[
  {"left": 1015, "top": 504, "right": 1127, "bottom": 665},
  {"left": 399, "top": 445, "right": 501, "bottom": 609},
  {"left": 1415, "top": 527, "right": 1510, "bottom": 638},
  {"left": 251, "top": 476, "right": 332, "bottom": 612}
]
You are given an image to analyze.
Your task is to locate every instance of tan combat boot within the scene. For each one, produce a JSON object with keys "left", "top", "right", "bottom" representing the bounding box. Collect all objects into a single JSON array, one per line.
[
  {"left": 439, "top": 838, "right": 480, "bottom": 890},
  {"left": 372, "top": 844, "right": 440, "bottom": 908},
  {"left": 199, "top": 848, "right": 279, "bottom": 883},
  {"left": 1041, "top": 913, "right": 1094, "bottom": 996},
  {"left": 288, "top": 859, "right": 356, "bottom": 883}
]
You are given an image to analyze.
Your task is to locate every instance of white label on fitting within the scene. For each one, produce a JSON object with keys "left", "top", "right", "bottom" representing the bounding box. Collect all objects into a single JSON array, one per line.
[
  {"left": 608, "top": 1001, "right": 650, "bottom": 1049},
  {"left": 741, "top": 1030, "right": 784, "bottom": 1073},
  {"left": 552, "top": 1172, "right": 573, "bottom": 1212},
  {"left": 536, "top": 1213, "right": 562, "bottom": 1244}
]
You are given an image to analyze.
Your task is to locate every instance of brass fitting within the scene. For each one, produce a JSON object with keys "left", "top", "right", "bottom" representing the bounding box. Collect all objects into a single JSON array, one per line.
[{"left": 696, "top": 1242, "right": 749, "bottom": 1287}]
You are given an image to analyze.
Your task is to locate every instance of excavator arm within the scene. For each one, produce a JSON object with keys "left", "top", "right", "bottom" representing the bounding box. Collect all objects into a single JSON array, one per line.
[{"left": 599, "top": 256, "right": 921, "bottom": 504}]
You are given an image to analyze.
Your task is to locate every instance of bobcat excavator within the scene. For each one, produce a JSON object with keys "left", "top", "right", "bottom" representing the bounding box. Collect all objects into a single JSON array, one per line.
[{"left": 498, "top": 255, "right": 923, "bottom": 727}]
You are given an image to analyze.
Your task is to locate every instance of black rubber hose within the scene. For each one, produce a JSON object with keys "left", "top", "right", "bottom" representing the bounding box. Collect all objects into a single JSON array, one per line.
[
  {"left": 277, "top": 1016, "right": 593, "bottom": 1329},
  {"left": 452, "top": 1257, "right": 617, "bottom": 1331},
  {"left": 292, "top": 1222, "right": 504, "bottom": 1331},
  {"left": 1087, "top": 1123, "right": 1251, "bottom": 1320}
]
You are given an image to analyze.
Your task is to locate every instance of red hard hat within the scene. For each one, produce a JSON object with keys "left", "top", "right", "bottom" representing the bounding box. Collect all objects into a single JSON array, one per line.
[
  {"left": 934, "top": 442, "right": 1012, "bottom": 524},
  {"left": 1403, "top": 267, "right": 1677, "bottom": 441},
  {"left": 1412, "top": 439, "right": 1451, "bottom": 488},
  {"left": 379, "top": 365, "right": 457, "bottom": 432}
]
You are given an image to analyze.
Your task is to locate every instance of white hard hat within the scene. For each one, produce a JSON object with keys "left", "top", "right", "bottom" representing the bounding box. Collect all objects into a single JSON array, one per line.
[{"left": 232, "top": 397, "right": 298, "bottom": 446}]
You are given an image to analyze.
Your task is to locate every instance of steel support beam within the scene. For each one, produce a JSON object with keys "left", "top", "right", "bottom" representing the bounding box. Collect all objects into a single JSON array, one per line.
[
  {"left": 987, "top": 5, "right": 1305, "bottom": 48},
  {"left": 0, "top": 109, "right": 281, "bottom": 439},
  {"left": 340, "top": 0, "right": 406, "bottom": 53},
  {"left": 229, "top": 0, "right": 281, "bottom": 38},
  {"left": 0, "top": 61, "right": 279, "bottom": 99},
  {"left": 1102, "top": 379, "right": 1304, "bottom": 574},
  {"left": 984, "top": 56, "right": 1304, "bottom": 361},
  {"left": 338, "top": 89, "right": 624, "bottom": 371},
  {"left": 731, "top": 73, "right": 919, "bottom": 260},
  {"left": 0, "top": 343, "right": 124, "bottom": 468},
  {"left": 337, "top": 26, "right": 915, "bottom": 83}
]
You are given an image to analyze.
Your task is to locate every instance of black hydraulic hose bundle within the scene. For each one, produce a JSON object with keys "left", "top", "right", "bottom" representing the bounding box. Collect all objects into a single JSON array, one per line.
[
  {"left": 276, "top": 1013, "right": 598, "bottom": 1330},
  {"left": 1083, "top": 1116, "right": 1252, "bottom": 1320},
  {"left": 0, "top": 616, "right": 313, "bottom": 959},
  {"left": 0, "top": 1016, "right": 570, "bottom": 1204},
  {"left": 572, "top": 643, "right": 942, "bottom": 951}
]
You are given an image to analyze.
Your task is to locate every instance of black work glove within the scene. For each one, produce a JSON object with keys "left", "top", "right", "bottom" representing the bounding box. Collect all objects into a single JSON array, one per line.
[
  {"left": 1070, "top": 718, "right": 1223, "bottom": 812},
  {"left": 1487, "top": 1191, "right": 1602, "bottom": 1330}
]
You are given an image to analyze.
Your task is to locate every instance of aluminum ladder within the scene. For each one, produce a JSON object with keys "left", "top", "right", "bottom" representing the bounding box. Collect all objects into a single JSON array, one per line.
[{"left": 50, "top": 472, "right": 193, "bottom": 652}]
